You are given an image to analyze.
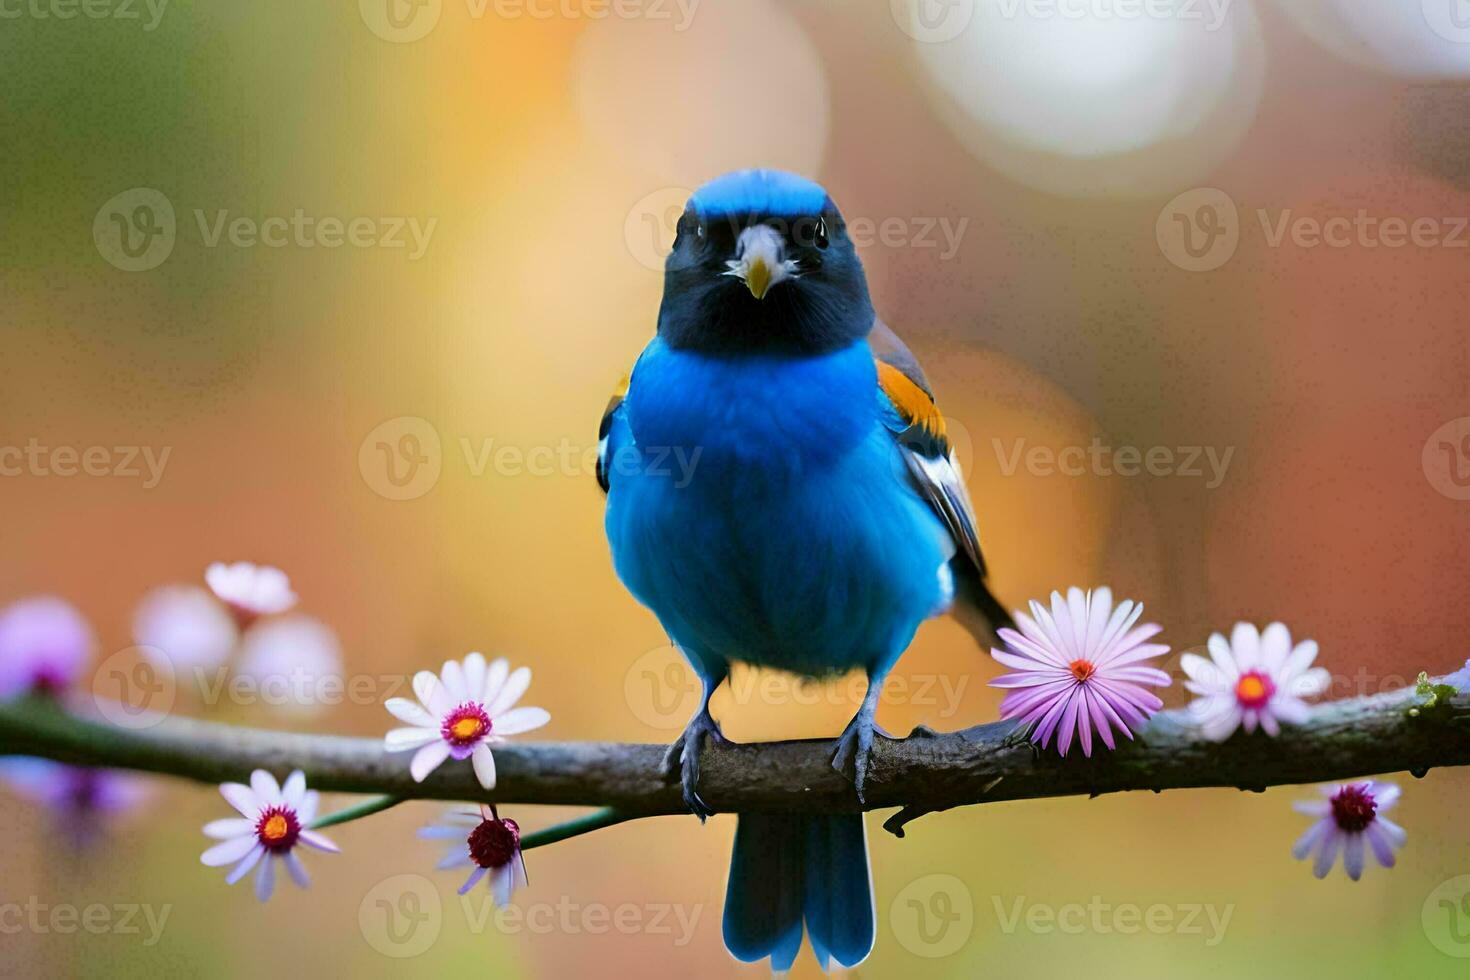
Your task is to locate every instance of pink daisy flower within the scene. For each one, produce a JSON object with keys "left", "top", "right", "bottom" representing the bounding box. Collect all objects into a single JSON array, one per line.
[
  {"left": 1182, "top": 622, "right": 1331, "bottom": 741},
  {"left": 1293, "top": 781, "right": 1405, "bottom": 880},
  {"left": 989, "top": 587, "right": 1171, "bottom": 757},
  {"left": 200, "top": 769, "right": 339, "bottom": 901},
  {"left": 0, "top": 596, "right": 94, "bottom": 699},
  {"left": 205, "top": 562, "right": 297, "bottom": 628},
  {"left": 383, "top": 653, "right": 550, "bottom": 790},
  {"left": 420, "top": 803, "right": 527, "bottom": 905}
]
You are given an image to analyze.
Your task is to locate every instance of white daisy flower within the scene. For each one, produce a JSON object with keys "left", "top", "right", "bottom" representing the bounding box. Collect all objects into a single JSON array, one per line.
[
  {"left": 383, "top": 653, "right": 550, "bottom": 790},
  {"left": 1181, "top": 622, "right": 1331, "bottom": 741},
  {"left": 205, "top": 562, "right": 297, "bottom": 626},
  {"left": 419, "top": 803, "right": 527, "bottom": 905},
  {"left": 200, "top": 769, "right": 338, "bottom": 901}
]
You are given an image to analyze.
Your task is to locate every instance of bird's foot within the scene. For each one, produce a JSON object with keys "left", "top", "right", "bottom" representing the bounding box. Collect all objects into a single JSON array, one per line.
[
  {"left": 831, "top": 707, "right": 881, "bottom": 804},
  {"left": 661, "top": 706, "right": 725, "bottom": 821}
]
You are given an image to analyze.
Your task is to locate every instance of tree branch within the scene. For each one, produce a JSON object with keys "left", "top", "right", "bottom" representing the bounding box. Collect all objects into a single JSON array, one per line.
[{"left": 1, "top": 675, "right": 1466, "bottom": 835}]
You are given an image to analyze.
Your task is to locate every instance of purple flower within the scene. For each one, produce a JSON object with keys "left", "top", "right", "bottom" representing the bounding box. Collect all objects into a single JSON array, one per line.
[
  {"left": 200, "top": 769, "right": 338, "bottom": 902},
  {"left": 420, "top": 804, "right": 527, "bottom": 905},
  {"left": 0, "top": 597, "right": 95, "bottom": 699},
  {"left": 0, "top": 758, "right": 149, "bottom": 845},
  {"left": 1293, "top": 780, "right": 1406, "bottom": 880},
  {"left": 989, "top": 587, "right": 1171, "bottom": 757}
]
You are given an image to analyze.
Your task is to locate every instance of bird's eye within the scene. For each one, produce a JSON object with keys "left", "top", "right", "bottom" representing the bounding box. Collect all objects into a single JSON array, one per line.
[
  {"left": 696, "top": 221, "right": 707, "bottom": 242},
  {"left": 815, "top": 217, "right": 829, "bottom": 250}
]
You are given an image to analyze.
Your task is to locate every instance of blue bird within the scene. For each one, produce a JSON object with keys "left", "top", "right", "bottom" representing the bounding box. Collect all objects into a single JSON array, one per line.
[{"left": 598, "top": 169, "right": 1009, "bottom": 970}]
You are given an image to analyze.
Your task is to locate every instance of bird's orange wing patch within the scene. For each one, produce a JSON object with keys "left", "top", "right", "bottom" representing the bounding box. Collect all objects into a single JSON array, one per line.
[{"left": 876, "top": 359, "right": 948, "bottom": 454}]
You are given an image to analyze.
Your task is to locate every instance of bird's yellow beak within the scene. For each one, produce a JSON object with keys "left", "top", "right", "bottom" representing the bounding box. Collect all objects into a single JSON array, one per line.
[
  {"left": 729, "top": 224, "right": 788, "bottom": 301},
  {"left": 744, "top": 257, "right": 772, "bottom": 300}
]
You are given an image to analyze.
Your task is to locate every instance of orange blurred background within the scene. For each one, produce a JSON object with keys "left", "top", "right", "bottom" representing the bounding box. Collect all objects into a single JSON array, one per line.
[{"left": 3, "top": 1, "right": 1470, "bottom": 976}]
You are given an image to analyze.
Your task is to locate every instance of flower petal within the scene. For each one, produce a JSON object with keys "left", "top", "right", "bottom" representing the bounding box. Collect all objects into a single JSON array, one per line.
[
  {"left": 441, "top": 658, "right": 468, "bottom": 702},
  {"left": 486, "top": 667, "right": 531, "bottom": 717},
  {"left": 281, "top": 770, "right": 306, "bottom": 809},
  {"left": 385, "top": 726, "right": 441, "bottom": 752},
  {"left": 385, "top": 697, "right": 437, "bottom": 728},
  {"left": 481, "top": 657, "right": 511, "bottom": 705},
  {"left": 458, "top": 866, "right": 489, "bottom": 895},
  {"left": 1313, "top": 830, "right": 1342, "bottom": 879},
  {"left": 202, "top": 835, "right": 259, "bottom": 867},
  {"left": 203, "top": 818, "right": 254, "bottom": 840},
  {"left": 251, "top": 770, "right": 282, "bottom": 807},
  {"left": 414, "top": 670, "right": 452, "bottom": 716},
  {"left": 471, "top": 743, "right": 497, "bottom": 789},
  {"left": 1343, "top": 832, "right": 1365, "bottom": 881},
  {"left": 493, "top": 706, "right": 550, "bottom": 736},
  {"left": 220, "top": 782, "right": 261, "bottom": 818},
  {"left": 226, "top": 844, "right": 265, "bottom": 884},
  {"left": 299, "top": 830, "right": 339, "bottom": 853},
  {"left": 1260, "top": 622, "right": 1292, "bottom": 673},
  {"left": 463, "top": 653, "right": 487, "bottom": 703},
  {"left": 284, "top": 850, "right": 311, "bottom": 889},
  {"left": 255, "top": 853, "right": 276, "bottom": 902},
  {"left": 410, "top": 741, "right": 452, "bottom": 782}
]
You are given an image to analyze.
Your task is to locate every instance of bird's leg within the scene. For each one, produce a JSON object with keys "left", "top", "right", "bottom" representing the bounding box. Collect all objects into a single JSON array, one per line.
[
  {"left": 661, "top": 670, "right": 727, "bottom": 821},
  {"left": 831, "top": 669, "right": 890, "bottom": 804}
]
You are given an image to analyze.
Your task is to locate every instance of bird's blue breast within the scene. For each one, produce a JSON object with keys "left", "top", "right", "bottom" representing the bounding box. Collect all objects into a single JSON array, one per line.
[{"left": 604, "top": 338, "right": 953, "bottom": 677}]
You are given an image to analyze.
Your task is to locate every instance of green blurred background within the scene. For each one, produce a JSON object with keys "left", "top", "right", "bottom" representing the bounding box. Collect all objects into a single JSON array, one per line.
[{"left": 3, "top": 0, "right": 1470, "bottom": 976}]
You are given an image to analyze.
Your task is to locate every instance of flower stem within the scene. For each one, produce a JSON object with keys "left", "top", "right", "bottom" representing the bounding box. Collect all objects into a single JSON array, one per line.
[
  {"left": 520, "top": 807, "right": 639, "bottom": 850},
  {"left": 311, "top": 794, "right": 404, "bottom": 830}
]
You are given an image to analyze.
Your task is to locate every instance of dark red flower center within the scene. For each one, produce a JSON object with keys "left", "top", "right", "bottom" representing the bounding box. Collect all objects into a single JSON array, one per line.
[
  {"left": 1330, "top": 784, "right": 1377, "bottom": 833},
  {"left": 1068, "top": 659, "right": 1096, "bottom": 683},
  {"left": 1234, "top": 670, "right": 1276, "bottom": 710},
  {"left": 442, "top": 702, "right": 492, "bottom": 747},
  {"left": 255, "top": 805, "right": 301, "bottom": 852},
  {"left": 467, "top": 817, "right": 520, "bottom": 869}
]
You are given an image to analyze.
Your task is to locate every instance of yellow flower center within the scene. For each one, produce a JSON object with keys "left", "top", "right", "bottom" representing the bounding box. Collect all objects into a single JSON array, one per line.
[
  {"left": 451, "top": 717, "right": 485, "bottom": 740},
  {"left": 261, "top": 813, "right": 289, "bottom": 842},
  {"left": 1236, "top": 676, "right": 1266, "bottom": 701}
]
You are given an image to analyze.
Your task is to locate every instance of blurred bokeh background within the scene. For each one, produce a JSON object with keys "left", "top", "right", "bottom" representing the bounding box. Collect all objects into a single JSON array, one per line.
[{"left": 3, "top": 0, "right": 1470, "bottom": 975}]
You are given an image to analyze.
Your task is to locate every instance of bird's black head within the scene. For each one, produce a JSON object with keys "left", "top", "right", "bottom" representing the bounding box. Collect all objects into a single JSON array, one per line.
[{"left": 656, "top": 169, "right": 875, "bottom": 356}]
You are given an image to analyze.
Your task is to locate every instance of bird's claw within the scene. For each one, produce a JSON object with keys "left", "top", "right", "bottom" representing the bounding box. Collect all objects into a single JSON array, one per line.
[
  {"left": 662, "top": 707, "right": 724, "bottom": 821},
  {"left": 831, "top": 711, "right": 878, "bottom": 804}
]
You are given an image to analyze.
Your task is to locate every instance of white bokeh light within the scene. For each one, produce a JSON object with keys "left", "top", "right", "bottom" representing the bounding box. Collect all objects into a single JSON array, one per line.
[
  {"left": 911, "top": 0, "right": 1265, "bottom": 197},
  {"left": 571, "top": 0, "right": 830, "bottom": 183},
  {"left": 1274, "top": 0, "right": 1470, "bottom": 79}
]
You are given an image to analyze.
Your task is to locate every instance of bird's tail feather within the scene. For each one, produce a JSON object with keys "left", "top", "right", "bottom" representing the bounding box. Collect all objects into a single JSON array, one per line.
[{"left": 723, "top": 813, "right": 874, "bottom": 972}]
